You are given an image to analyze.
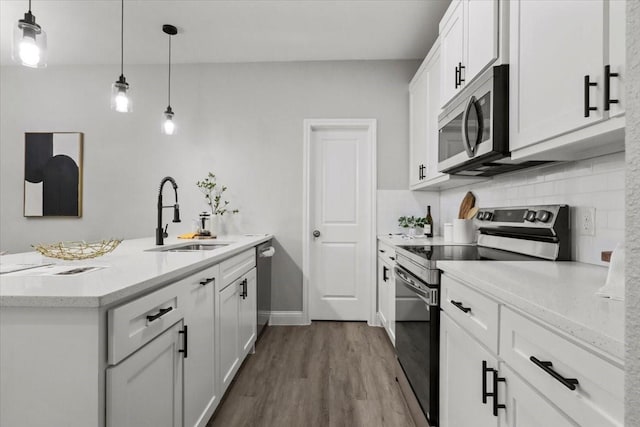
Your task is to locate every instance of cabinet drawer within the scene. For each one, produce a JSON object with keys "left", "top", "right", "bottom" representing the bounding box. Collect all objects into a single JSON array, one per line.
[
  {"left": 377, "top": 241, "right": 396, "bottom": 265},
  {"left": 441, "top": 274, "right": 499, "bottom": 353},
  {"left": 220, "top": 249, "right": 256, "bottom": 287},
  {"left": 500, "top": 307, "right": 623, "bottom": 427},
  {"left": 108, "top": 281, "right": 186, "bottom": 365}
]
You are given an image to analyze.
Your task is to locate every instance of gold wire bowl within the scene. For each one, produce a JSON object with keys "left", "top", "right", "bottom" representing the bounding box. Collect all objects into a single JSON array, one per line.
[{"left": 32, "top": 239, "right": 123, "bottom": 261}]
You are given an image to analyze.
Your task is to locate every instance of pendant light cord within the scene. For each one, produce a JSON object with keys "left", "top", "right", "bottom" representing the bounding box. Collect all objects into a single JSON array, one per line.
[
  {"left": 120, "top": 0, "right": 124, "bottom": 77},
  {"left": 168, "top": 34, "right": 172, "bottom": 107},
  {"left": 28, "top": 0, "right": 32, "bottom": 13}
]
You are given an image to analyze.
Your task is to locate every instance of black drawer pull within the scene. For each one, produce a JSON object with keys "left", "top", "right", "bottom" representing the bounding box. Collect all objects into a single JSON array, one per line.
[
  {"left": 199, "top": 277, "right": 215, "bottom": 286},
  {"left": 146, "top": 306, "right": 173, "bottom": 322},
  {"left": 451, "top": 300, "right": 471, "bottom": 313},
  {"left": 390, "top": 256, "right": 395, "bottom": 261},
  {"left": 584, "top": 75, "right": 597, "bottom": 117},
  {"left": 482, "top": 360, "right": 492, "bottom": 404},
  {"left": 604, "top": 65, "right": 619, "bottom": 111},
  {"left": 383, "top": 266, "right": 389, "bottom": 282},
  {"left": 492, "top": 370, "right": 506, "bottom": 416},
  {"left": 379, "top": 249, "right": 386, "bottom": 253},
  {"left": 179, "top": 325, "right": 188, "bottom": 359},
  {"left": 530, "top": 356, "right": 579, "bottom": 390}
]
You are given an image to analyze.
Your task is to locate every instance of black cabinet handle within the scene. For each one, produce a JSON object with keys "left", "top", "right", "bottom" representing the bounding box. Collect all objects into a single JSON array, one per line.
[
  {"left": 199, "top": 277, "right": 215, "bottom": 286},
  {"left": 482, "top": 360, "right": 491, "bottom": 404},
  {"left": 179, "top": 325, "right": 188, "bottom": 359},
  {"left": 379, "top": 249, "right": 386, "bottom": 253},
  {"left": 492, "top": 370, "right": 506, "bottom": 416},
  {"left": 584, "top": 75, "right": 597, "bottom": 117},
  {"left": 604, "top": 65, "right": 619, "bottom": 111},
  {"left": 390, "top": 256, "right": 395, "bottom": 261},
  {"left": 455, "top": 64, "right": 460, "bottom": 88},
  {"left": 451, "top": 300, "right": 471, "bottom": 313},
  {"left": 458, "top": 62, "right": 465, "bottom": 86},
  {"left": 146, "top": 306, "right": 173, "bottom": 322},
  {"left": 240, "top": 278, "right": 248, "bottom": 299},
  {"left": 383, "top": 266, "right": 389, "bottom": 282},
  {"left": 530, "top": 356, "right": 579, "bottom": 390}
]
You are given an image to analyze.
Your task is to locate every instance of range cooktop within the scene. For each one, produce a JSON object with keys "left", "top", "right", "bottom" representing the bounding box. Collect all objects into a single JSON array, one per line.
[{"left": 396, "top": 244, "right": 544, "bottom": 268}]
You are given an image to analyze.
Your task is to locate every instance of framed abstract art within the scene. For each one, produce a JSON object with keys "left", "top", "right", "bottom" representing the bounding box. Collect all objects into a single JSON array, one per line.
[{"left": 23, "top": 132, "right": 83, "bottom": 217}]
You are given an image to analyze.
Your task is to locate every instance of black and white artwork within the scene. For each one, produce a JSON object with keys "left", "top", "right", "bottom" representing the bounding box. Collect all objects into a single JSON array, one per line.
[{"left": 24, "top": 132, "right": 83, "bottom": 217}]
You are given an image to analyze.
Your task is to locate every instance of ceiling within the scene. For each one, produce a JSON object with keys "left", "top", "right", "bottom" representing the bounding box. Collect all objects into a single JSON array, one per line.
[{"left": 0, "top": 0, "right": 450, "bottom": 66}]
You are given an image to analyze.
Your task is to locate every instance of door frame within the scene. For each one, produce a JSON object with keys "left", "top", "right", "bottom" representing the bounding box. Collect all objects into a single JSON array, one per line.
[{"left": 302, "top": 119, "right": 377, "bottom": 325}]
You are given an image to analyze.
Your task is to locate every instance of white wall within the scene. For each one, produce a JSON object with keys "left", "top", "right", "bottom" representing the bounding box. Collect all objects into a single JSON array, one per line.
[
  {"left": 439, "top": 153, "right": 625, "bottom": 266},
  {"left": 625, "top": 1, "right": 639, "bottom": 424},
  {"left": 0, "top": 60, "right": 419, "bottom": 311}
]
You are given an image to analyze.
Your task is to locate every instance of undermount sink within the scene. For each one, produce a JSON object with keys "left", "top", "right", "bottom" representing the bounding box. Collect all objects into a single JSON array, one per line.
[{"left": 147, "top": 242, "right": 232, "bottom": 252}]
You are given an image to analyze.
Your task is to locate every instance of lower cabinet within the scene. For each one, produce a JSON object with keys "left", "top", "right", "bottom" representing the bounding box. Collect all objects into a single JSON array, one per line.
[
  {"left": 106, "top": 321, "right": 185, "bottom": 427},
  {"left": 239, "top": 268, "right": 258, "bottom": 356},
  {"left": 377, "top": 255, "right": 395, "bottom": 344},
  {"left": 183, "top": 265, "right": 219, "bottom": 427},
  {"left": 439, "top": 312, "right": 501, "bottom": 427},
  {"left": 502, "top": 363, "right": 576, "bottom": 427},
  {"left": 217, "top": 274, "right": 242, "bottom": 395},
  {"left": 217, "top": 266, "right": 258, "bottom": 396}
]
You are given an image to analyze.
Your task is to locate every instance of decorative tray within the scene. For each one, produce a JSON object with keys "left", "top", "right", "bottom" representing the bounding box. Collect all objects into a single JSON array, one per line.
[{"left": 32, "top": 239, "right": 122, "bottom": 260}]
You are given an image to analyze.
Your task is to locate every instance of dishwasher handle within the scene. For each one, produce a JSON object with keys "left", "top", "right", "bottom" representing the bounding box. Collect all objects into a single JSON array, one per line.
[{"left": 259, "top": 246, "right": 275, "bottom": 257}]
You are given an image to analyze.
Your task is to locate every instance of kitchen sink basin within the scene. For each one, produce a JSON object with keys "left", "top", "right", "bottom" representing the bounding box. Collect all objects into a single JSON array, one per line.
[{"left": 147, "top": 242, "right": 232, "bottom": 252}]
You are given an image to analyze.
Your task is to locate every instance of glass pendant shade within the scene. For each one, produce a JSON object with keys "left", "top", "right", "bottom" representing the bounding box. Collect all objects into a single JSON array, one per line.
[
  {"left": 162, "top": 107, "right": 176, "bottom": 135},
  {"left": 111, "top": 75, "right": 132, "bottom": 113},
  {"left": 12, "top": 12, "right": 47, "bottom": 68}
]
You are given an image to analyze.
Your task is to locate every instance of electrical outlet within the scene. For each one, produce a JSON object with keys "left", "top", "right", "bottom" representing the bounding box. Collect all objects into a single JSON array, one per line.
[{"left": 579, "top": 207, "right": 596, "bottom": 236}]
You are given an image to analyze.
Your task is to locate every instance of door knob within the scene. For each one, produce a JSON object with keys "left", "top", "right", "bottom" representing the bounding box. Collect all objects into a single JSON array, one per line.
[{"left": 313, "top": 230, "right": 321, "bottom": 238}]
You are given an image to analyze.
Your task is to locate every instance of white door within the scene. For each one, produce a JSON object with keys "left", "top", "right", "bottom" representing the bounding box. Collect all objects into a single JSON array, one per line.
[
  {"left": 464, "top": 0, "right": 498, "bottom": 83},
  {"left": 440, "top": 0, "right": 464, "bottom": 108},
  {"left": 106, "top": 321, "right": 183, "bottom": 427},
  {"left": 306, "top": 120, "right": 375, "bottom": 322},
  {"left": 216, "top": 279, "right": 240, "bottom": 395},
  {"left": 409, "top": 67, "right": 429, "bottom": 187}
]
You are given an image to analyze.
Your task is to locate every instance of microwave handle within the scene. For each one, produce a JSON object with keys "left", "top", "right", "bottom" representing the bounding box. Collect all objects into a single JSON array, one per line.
[{"left": 461, "top": 95, "right": 478, "bottom": 157}]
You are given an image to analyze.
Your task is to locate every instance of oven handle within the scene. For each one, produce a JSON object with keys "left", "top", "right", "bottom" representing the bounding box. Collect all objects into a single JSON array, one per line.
[{"left": 394, "top": 266, "right": 438, "bottom": 307}]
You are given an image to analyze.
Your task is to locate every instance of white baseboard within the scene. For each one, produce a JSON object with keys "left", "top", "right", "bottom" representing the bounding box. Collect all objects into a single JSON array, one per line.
[{"left": 269, "top": 311, "right": 308, "bottom": 326}]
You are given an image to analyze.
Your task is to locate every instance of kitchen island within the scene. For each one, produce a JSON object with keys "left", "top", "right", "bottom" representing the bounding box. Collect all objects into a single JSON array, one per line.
[{"left": 0, "top": 234, "right": 272, "bottom": 427}]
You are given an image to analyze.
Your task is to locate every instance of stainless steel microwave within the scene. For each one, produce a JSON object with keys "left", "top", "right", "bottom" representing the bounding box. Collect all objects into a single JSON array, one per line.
[{"left": 437, "top": 65, "right": 547, "bottom": 176}]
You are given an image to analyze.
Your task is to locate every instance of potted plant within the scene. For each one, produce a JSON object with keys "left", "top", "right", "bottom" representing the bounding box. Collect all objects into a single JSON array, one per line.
[
  {"left": 196, "top": 172, "right": 239, "bottom": 236},
  {"left": 398, "top": 215, "right": 427, "bottom": 236}
]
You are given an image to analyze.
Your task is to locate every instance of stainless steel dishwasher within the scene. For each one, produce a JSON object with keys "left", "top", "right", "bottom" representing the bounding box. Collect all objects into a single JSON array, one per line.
[{"left": 256, "top": 240, "right": 274, "bottom": 341}]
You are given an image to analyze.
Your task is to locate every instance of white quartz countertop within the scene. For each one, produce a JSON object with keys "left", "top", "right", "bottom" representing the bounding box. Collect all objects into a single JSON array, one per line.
[
  {"left": 0, "top": 234, "right": 272, "bottom": 308},
  {"left": 438, "top": 261, "right": 624, "bottom": 362}
]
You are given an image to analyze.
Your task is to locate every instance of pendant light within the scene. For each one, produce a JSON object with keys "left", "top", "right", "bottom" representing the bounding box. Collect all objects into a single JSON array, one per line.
[
  {"left": 111, "top": 0, "right": 132, "bottom": 113},
  {"left": 162, "top": 24, "right": 178, "bottom": 135},
  {"left": 12, "top": 0, "right": 47, "bottom": 68}
]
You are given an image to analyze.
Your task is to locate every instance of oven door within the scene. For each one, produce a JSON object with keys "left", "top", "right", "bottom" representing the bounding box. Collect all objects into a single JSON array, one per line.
[{"left": 394, "top": 266, "right": 440, "bottom": 426}]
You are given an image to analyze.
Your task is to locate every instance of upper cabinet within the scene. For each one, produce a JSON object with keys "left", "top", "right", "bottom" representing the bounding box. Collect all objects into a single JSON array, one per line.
[
  {"left": 509, "top": 0, "right": 626, "bottom": 161},
  {"left": 440, "top": 0, "right": 500, "bottom": 108}
]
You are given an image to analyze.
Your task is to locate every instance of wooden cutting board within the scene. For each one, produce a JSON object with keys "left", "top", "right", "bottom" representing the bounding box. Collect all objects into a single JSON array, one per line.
[{"left": 458, "top": 191, "right": 476, "bottom": 219}]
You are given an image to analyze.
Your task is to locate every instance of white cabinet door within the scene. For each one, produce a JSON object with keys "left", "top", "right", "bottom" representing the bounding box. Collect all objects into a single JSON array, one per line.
[
  {"left": 509, "top": 0, "right": 605, "bottom": 151},
  {"left": 424, "top": 43, "right": 442, "bottom": 182},
  {"left": 217, "top": 278, "right": 241, "bottom": 395},
  {"left": 239, "top": 268, "right": 257, "bottom": 356},
  {"left": 607, "top": 0, "right": 625, "bottom": 119},
  {"left": 377, "top": 258, "right": 389, "bottom": 329},
  {"left": 440, "top": 0, "right": 464, "bottom": 108},
  {"left": 184, "top": 267, "right": 219, "bottom": 427},
  {"left": 106, "top": 321, "right": 184, "bottom": 427},
  {"left": 502, "top": 364, "right": 576, "bottom": 427},
  {"left": 409, "top": 67, "right": 429, "bottom": 187},
  {"left": 464, "top": 0, "right": 498, "bottom": 83},
  {"left": 439, "top": 312, "right": 500, "bottom": 427},
  {"left": 386, "top": 263, "right": 396, "bottom": 343}
]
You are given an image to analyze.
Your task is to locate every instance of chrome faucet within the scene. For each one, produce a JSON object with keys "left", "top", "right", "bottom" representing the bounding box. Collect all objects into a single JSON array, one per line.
[{"left": 156, "top": 176, "right": 181, "bottom": 245}]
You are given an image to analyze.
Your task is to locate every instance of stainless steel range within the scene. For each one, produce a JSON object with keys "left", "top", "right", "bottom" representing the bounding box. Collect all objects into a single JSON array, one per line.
[{"left": 393, "top": 204, "right": 570, "bottom": 427}]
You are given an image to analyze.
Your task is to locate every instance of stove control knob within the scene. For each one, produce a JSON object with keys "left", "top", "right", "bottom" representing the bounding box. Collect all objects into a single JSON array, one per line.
[
  {"left": 525, "top": 210, "right": 537, "bottom": 222},
  {"left": 483, "top": 212, "right": 493, "bottom": 221},
  {"left": 477, "top": 211, "right": 485, "bottom": 220},
  {"left": 536, "top": 210, "right": 552, "bottom": 223}
]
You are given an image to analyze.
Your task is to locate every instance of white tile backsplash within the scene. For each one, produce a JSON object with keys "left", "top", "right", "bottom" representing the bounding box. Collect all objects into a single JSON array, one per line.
[
  {"left": 377, "top": 190, "right": 440, "bottom": 235},
  {"left": 439, "top": 152, "right": 625, "bottom": 265}
]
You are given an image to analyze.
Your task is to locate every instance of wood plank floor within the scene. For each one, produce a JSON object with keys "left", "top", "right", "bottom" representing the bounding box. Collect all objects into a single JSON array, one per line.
[{"left": 207, "top": 322, "right": 416, "bottom": 427}]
